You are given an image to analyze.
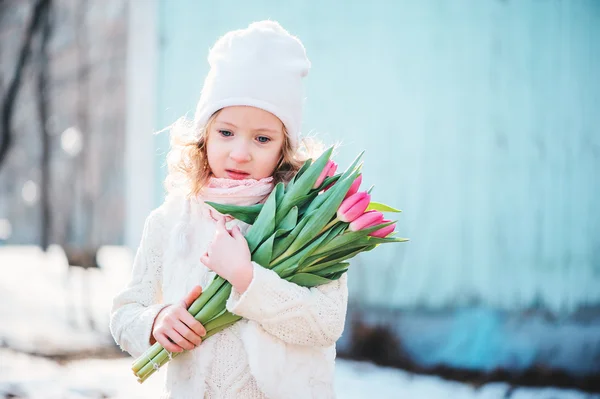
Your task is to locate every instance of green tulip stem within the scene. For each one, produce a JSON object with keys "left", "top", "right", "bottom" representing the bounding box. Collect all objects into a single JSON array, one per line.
[
  {"left": 318, "top": 218, "right": 340, "bottom": 236},
  {"left": 135, "top": 317, "right": 241, "bottom": 383}
]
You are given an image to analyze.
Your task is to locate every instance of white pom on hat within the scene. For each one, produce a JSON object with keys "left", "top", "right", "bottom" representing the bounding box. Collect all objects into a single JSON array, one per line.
[{"left": 193, "top": 20, "right": 311, "bottom": 148}]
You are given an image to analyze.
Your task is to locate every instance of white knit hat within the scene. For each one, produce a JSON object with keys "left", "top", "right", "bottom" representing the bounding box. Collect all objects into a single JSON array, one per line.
[{"left": 193, "top": 20, "right": 311, "bottom": 148}]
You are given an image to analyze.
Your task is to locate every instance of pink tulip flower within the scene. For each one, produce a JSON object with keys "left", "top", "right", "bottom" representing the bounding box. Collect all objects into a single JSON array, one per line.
[
  {"left": 337, "top": 192, "right": 371, "bottom": 223},
  {"left": 313, "top": 160, "right": 338, "bottom": 189},
  {"left": 349, "top": 210, "right": 384, "bottom": 232},
  {"left": 369, "top": 220, "right": 396, "bottom": 238},
  {"left": 344, "top": 175, "right": 362, "bottom": 199}
]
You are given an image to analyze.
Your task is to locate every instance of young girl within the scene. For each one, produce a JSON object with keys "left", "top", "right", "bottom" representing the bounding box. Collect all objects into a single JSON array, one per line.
[{"left": 110, "top": 21, "right": 348, "bottom": 398}]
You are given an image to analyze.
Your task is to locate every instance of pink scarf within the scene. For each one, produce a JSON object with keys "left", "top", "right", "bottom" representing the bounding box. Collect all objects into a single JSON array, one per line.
[{"left": 198, "top": 177, "right": 274, "bottom": 206}]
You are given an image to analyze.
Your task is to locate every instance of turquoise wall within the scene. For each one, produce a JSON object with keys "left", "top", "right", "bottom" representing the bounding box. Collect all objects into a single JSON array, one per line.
[{"left": 156, "top": 1, "right": 600, "bottom": 313}]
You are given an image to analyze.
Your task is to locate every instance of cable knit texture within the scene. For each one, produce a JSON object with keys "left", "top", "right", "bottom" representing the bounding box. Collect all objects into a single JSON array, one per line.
[{"left": 110, "top": 180, "right": 348, "bottom": 399}]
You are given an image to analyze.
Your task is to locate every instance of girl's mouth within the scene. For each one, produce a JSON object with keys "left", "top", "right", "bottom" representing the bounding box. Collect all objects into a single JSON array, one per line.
[{"left": 226, "top": 169, "right": 250, "bottom": 180}]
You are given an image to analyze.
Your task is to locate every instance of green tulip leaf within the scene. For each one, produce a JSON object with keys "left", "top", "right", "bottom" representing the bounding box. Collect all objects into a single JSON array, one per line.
[
  {"left": 277, "top": 147, "right": 334, "bottom": 225},
  {"left": 274, "top": 206, "right": 298, "bottom": 238},
  {"left": 252, "top": 233, "right": 275, "bottom": 267},
  {"left": 326, "top": 270, "right": 348, "bottom": 281},
  {"left": 366, "top": 236, "right": 409, "bottom": 244},
  {"left": 314, "top": 262, "right": 350, "bottom": 277},
  {"left": 302, "top": 246, "right": 370, "bottom": 273},
  {"left": 286, "top": 273, "right": 334, "bottom": 288},
  {"left": 271, "top": 212, "right": 312, "bottom": 260},
  {"left": 275, "top": 182, "right": 285, "bottom": 207},
  {"left": 291, "top": 158, "right": 312, "bottom": 186},
  {"left": 244, "top": 188, "right": 277, "bottom": 252},
  {"left": 365, "top": 201, "right": 402, "bottom": 213},
  {"left": 204, "top": 202, "right": 263, "bottom": 225}
]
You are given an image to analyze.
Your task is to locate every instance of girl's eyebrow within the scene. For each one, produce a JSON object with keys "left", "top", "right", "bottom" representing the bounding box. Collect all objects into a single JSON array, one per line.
[
  {"left": 254, "top": 127, "right": 281, "bottom": 134},
  {"left": 216, "top": 121, "right": 237, "bottom": 128},
  {"left": 217, "top": 120, "right": 280, "bottom": 135}
]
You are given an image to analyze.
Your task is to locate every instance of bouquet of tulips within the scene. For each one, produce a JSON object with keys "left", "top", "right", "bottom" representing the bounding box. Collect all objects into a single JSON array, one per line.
[{"left": 131, "top": 147, "right": 407, "bottom": 383}]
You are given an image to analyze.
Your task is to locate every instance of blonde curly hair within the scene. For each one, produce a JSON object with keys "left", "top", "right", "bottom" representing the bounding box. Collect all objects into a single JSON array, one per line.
[{"left": 164, "top": 109, "right": 323, "bottom": 198}]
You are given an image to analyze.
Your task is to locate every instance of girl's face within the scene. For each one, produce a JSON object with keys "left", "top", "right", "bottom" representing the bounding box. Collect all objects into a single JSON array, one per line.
[{"left": 206, "top": 106, "right": 285, "bottom": 180}]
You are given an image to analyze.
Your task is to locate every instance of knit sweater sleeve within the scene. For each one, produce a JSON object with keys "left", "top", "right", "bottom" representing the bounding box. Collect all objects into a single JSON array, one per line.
[
  {"left": 226, "top": 262, "right": 348, "bottom": 348},
  {"left": 109, "top": 209, "right": 169, "bottom": 358}
]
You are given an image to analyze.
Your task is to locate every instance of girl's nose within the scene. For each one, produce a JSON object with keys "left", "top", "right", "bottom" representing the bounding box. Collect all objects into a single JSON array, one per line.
[{"left": 229, "top": 143, "right": 252, "bottom": 163}]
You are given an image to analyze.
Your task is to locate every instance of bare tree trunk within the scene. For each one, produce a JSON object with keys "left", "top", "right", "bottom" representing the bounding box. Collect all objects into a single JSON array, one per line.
[
  {"left": 37, "top": 0, "right": 53, "bottom": 251},
  {"left": 0, "top": 0, "right": 50, "bottom": 171},
  {"left": 70, "top": 0, "right": 98, "bottom": 330},
  {"left": 78, "top": 0, "right": 96, "bottom": 251}
]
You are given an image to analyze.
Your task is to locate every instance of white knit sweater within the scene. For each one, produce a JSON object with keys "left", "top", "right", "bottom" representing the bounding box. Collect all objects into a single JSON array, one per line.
[{"left": 109, "top": 195, "right": 348, "bottom": 398}]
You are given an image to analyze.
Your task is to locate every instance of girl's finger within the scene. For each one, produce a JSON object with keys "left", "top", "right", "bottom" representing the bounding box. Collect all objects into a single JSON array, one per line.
[
  {"left": 231, "top": 225, "right": 243, "bottom": 240},
  {"left": 166, "top": 328, "right": 195, "bottom": 351},
  {"left": 216, "top": 215, "right": 233, "bottom": 237},
  {"left": 173, "top": 319, "right": 202, "bottom": 347},
  {"left": 156, "top": 332, "right": 183, "bottom": 353},
  {"left": 181, "top": 285, "right": 202, "bottom": 309},
  {"left": 200, "top": 254, "right": 211, "bottom": 268},
  {"left": 179, "top": 310, "right": 207, "bottom": 337}
]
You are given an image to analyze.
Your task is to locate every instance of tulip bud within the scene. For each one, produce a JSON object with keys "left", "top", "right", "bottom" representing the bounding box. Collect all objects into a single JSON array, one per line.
[
  {"left": 349, "top": 210, "right": 384, "bottom": 232},
  {"left": 337, "top": 192, "right": 371, "bottom": 223},
  {"left": 328, "top": 161, "right": 338, "bottom": 176},
  {"left": 344, "top": 175, "right": 362, "bottom": 199},
  {"left": 313, "top": 160, "right": 338, "bottom": 189},
  {"left": 369, "top": 220, "right": 396, "bottom": 238}
]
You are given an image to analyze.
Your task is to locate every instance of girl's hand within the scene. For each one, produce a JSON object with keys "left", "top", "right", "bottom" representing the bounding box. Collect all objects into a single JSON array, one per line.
[
  {"left": 201, "top": 215, "right": 254, "bottom": 293},
  {"left": 151, "top": 285, "right": 207, "bottom": 352}
]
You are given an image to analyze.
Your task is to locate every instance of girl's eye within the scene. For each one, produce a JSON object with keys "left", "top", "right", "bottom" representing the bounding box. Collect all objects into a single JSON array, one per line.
[
  {"left": 219, "top": 130, "right": 233, "bottom": 137},
  {"left": 257, "top": 136, "right": 271, "bottom": 144}
]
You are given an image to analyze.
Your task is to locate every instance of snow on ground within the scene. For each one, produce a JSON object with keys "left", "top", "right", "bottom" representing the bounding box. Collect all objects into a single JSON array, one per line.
[
  {"left": 0, "top": 245, "right": 123, "bottom": 355},
  {"left": 1, "top": 349, "right": 596, "bottom": 399},
  {"left": 0, "top": 246, "right": 597, "bottom": 399}
]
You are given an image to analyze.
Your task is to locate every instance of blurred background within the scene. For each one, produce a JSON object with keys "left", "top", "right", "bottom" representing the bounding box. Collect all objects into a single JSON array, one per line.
[{"left": 1, "top": 0, "right": 599, "bottom": 398}]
